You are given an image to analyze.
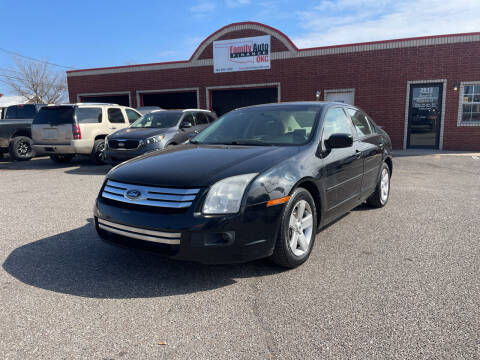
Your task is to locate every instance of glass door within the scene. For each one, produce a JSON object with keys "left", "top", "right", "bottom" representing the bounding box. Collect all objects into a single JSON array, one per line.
[{"left": 407, "top": 84, "right": 443, "bottom": 149}]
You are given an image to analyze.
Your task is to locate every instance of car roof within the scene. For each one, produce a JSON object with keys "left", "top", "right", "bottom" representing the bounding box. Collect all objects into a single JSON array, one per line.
[{"left": 237, "top": 101, "right": 351, "bottom": 110}]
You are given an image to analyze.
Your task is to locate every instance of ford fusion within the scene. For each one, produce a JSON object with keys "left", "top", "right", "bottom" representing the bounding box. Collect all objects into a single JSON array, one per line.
[
  {"left": 104, "top": 109, "right": 216, "bottom": 164},
  {"left": 95, "top": 102, "right": 392, "bottom": 268}
]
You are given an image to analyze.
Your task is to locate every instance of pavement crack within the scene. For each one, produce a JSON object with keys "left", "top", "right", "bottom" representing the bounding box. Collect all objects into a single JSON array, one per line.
[{"left": 249, "top": 280, "right": 278, "bottom": 359}]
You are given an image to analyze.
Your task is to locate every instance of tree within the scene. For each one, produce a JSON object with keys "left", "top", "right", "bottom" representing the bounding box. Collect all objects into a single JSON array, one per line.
[{"left": 1, "top": 57, "right": 67, "bottom": 104}]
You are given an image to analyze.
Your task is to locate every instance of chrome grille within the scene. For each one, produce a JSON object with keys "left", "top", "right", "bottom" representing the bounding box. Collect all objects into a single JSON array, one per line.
[
  {"left": 98, "top": 218, "right": 181, "bottom": 245},
  {"left": 102, "top": 179, "right": 200, "bottom": 208}
]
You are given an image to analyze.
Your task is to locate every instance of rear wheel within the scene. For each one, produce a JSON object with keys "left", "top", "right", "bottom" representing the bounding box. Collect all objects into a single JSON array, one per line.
[
  {"left": 9, "top": 136, "right": 35, "bottom": 161},
  {"left": 366, "top": 162, "right": 390, "bottom": 208},
  {"left": 92, "top": 139, "right": 107, "bottom": 164},
  {"left": 50, "top": 154, "right": 74, "bottom": 163},
  {"left": 270, "top": 188, "right": 317, "bottom": 268}
]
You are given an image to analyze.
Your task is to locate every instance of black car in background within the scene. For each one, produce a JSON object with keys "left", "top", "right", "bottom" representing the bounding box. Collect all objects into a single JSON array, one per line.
[
  {"left": 95, "top": 102, "right": 392, "bottom": 268},
  {"left": 104, "top": 109, "right": 217, "bottom": 164},
  {"left": 0, "top": 104, "right": 46, "bottom": 160}
]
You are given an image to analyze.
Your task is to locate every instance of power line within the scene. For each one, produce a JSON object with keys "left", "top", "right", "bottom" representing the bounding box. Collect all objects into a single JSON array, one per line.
[
  {"left": 0, "top": 47, "right": 76, "bottom": 70},
  {"left": 0, "top": 74, "right": 66, "bottom": 88}
]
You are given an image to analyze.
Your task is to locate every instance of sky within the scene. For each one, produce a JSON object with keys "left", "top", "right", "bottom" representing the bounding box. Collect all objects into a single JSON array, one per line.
[{"left": 1, "top": 0, "right": 479, "bottom": 95}]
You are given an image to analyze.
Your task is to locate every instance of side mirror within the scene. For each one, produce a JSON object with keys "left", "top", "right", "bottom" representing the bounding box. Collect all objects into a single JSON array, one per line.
[
  {"left": 325, "top": 133, "right": 353, "bottom": 149},
  {"left": 180, "top": 121, "right": 193, "bottom": 129}
]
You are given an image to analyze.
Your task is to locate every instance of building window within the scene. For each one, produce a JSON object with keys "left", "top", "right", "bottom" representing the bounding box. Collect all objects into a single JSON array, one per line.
[{"left": 459, "top": 82, "right": 480, "bottom": 125}]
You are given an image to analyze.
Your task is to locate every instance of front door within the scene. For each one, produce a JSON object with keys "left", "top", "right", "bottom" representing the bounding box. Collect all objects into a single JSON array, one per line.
[{"left": 407, "top": 84, "right": 443, "bottom": 149}]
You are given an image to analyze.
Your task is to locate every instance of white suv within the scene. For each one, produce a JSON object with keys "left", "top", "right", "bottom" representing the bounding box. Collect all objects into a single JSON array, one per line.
[{"left": 31, "top": 103, "right": 142, "bottom": 163}]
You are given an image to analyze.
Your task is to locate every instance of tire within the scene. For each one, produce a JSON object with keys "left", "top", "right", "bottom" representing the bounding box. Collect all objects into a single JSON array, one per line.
[
  {"left": 92, "top": 139, "right": 107, "bottom": 164},
  {"left": 366, "top": 162, "right": 391, "bottom": 208},
  {"left": 50, "top": 154, "right": 74, "bottom": 163},
  {"left": 270, "top": 188, "right": 317, "bottom": 268},
  {"left": 9, "top": 136, "right": 35, "bottom": 161}
]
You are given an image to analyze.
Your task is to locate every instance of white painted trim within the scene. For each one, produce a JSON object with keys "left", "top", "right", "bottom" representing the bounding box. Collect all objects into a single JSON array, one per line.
[
  {"left": 205, "top": 82, "right": 281, "bottom": 110},
  {"left": 136, "top": 87, "right": 200, "bottom": 108},
  {"left": 457, "top": 81, "right": 480, "bottom": 126},
  {"left": 77, "top": 91, "right": 132, "bottom": 106},
  {"left": 403, "top": 79, "right": 447, "bottom": 150},
  {"left": 324, "top": 88, "right": 355, "bottom": 104}
]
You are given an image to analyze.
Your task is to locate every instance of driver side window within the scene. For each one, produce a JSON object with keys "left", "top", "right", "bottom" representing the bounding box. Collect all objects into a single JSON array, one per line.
[{"left": 322, "top": 107, "right": 354, "bottom": 143}]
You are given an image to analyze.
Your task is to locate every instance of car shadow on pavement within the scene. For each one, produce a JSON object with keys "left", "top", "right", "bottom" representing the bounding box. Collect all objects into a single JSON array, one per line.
[
  {"left": 2, "top": 219, "right": 284, "bottom": 299},
  {"left": 0, "top": 156, "right": 110, "bottom": 175}
]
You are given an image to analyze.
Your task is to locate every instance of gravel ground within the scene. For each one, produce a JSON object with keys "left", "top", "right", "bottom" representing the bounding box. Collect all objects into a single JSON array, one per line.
[{"left": 0, "top": 152, "right": 479, "bottom": 359}]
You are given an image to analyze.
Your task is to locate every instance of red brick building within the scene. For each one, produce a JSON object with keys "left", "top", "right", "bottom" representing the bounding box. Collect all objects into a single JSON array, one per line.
[{"left": 67, "top": 22, "right": 480, "bottom": 150}]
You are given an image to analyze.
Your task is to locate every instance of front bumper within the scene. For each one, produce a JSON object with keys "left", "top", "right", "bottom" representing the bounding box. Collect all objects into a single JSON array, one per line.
[{"left": 94, "top": 195, "right": 284, "bottom": 264}]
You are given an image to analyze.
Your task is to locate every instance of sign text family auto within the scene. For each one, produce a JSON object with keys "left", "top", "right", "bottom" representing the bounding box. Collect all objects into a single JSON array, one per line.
[{"left": 213, "top": 35, "right": 271, "bottom": 73}]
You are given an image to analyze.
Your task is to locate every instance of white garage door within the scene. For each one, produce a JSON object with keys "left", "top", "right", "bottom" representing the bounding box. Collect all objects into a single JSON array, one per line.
[{"left": 324, "top": 89, "right": 355, "bottom": 105}]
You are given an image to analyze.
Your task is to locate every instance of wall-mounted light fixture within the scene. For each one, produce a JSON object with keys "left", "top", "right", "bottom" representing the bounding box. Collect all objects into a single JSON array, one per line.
[
  {"left": 453, "top": 83, "right": 459, "bottom": 91},
  {"left": 315, "top": 90, "right": 321, "bottom": 101}
]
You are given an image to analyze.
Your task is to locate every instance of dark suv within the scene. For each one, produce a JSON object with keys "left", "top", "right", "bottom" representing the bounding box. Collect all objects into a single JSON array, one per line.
[{"left": 104, "top": 109, "right": 216, "bottom": 164}]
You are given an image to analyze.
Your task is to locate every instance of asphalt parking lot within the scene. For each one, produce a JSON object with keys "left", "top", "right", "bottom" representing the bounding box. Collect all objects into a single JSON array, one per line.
[{"left": 0, "top": 152, "right": 479, "bottom": 359}]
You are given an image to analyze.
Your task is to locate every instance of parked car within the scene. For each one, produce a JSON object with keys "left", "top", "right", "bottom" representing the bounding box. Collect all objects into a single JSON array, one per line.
[
  {"left": 94, "top": 102, "right": 392, "bottom": 268},
  {"left": 31, "top": 103, "right": 142, "bottom": 164},
  {"left": 136, "top": 106, "right": 163, "bottom": 115},
  {"left": 104, "top": 109, "right": 217, "bottom": 165},
  {"left": 0, "top": 104, "right": 46, "bottom": 160}
]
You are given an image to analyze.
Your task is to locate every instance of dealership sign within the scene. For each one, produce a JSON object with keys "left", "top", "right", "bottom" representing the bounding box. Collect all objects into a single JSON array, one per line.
[{"left": 213, "top": 35, "right": 271, "bottom": 73}]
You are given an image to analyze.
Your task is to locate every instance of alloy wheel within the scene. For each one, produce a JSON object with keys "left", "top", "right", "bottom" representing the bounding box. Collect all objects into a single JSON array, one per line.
[
  {"left": 288, "top": 200, "right": 314, "bottom": 257},
  {"left": 380, "top": 168, "right": 389, "bottom": 204}
]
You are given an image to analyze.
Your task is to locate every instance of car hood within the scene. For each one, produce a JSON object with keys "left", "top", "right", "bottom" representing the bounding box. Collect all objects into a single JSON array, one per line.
[
  {"left": 108, "top": 145, "right": 300, "bottom": 187},
  {"left": 109, "top": 127, "right": 175, "bottom": 140}
]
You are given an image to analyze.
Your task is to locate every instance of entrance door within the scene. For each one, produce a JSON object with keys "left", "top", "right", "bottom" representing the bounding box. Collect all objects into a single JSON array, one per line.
[
  {"left": 407, "top": 84, "right": 443, "bottom": 149},
  {"left": 324, "top": 90, "right": 354, "bottom": 105}
]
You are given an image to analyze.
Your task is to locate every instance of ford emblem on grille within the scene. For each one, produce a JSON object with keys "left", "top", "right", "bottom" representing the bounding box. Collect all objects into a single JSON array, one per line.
[
  {"left": 118, "top": 142, "right": 125, "bottom": 147},
  {"left": 125, "top": 189, "right": 142, "bottom": 200}
]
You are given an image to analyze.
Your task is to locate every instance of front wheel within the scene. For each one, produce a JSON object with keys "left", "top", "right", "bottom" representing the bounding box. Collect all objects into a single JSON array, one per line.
[
  {"left": 270, "top": 188, "right": 317, "bottom": 268},
  {"left": 9, "top": 136, "right": 35, "bottom": 161},
  {"left": 366, "top": 162, "right": 390, "bottom": 208},
  {"left": 92, "top": 139, "right": 107, "bottom": 164}
]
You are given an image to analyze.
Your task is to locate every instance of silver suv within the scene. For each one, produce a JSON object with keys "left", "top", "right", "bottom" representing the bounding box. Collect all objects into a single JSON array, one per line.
[{"left": 31, "top": 103, "right": 142, "bottom": 163}]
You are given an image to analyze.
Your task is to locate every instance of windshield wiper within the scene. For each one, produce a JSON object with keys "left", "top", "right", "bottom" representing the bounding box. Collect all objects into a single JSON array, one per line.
[{"left": 226, "top": 139, "right": 273, "bottom": 146}]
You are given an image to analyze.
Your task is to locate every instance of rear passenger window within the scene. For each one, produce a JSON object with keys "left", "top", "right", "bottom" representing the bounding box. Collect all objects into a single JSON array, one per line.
[
  {"left": 195, "top": 112, "right": 208, "bottom": 125},
  {"left": 76, "top": 108, "right": 102, "bottom": 123},
  {"left": 126, "top": 109, "right": 141, "bottom": 124},
  {"left": 108, "top": 108, "right": 126, "bottom": 123},
  {"left": 347, "top": 108, "right": 373, "bottom": 137}
]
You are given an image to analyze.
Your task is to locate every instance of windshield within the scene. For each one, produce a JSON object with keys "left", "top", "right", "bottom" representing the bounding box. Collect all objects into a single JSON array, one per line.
[
  {"left": 191, "top": 107, "right": 320, "bottom": 146},
  {"left": 130, "top": 112, "right": 182, "bottom": 128},
  {"left": 6, "top": 105, "right": 37, "bottom": 119}
]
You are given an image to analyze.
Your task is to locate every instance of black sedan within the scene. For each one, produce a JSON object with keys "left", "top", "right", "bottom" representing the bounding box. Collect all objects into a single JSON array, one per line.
[{"left": 94, "top": 102, "right": 392, "bottom": 268}]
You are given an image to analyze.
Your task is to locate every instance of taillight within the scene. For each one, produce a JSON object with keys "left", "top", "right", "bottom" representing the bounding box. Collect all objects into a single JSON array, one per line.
[{"left": 72, "top": 123, "right": 81, "bottom": 139}]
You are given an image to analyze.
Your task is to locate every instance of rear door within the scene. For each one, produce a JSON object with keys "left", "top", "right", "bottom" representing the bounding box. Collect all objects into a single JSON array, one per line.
[
  {"left": 31, "top": 106, "right": 75, "bottom": 145},
  {"left": 347, "top": 108, "right": 383, "bottom": 196},
  {"left": 107, "top": 107, "right": 129, "bottom": 133}
]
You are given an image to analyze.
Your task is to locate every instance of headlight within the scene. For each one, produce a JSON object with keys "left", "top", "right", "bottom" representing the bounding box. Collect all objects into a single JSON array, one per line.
[
  {"left": 203, "top": 173, "right": 257, "bottom": 214},
  {"left": 143, "top": 135, "right": 165, "bottom": 145}
]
